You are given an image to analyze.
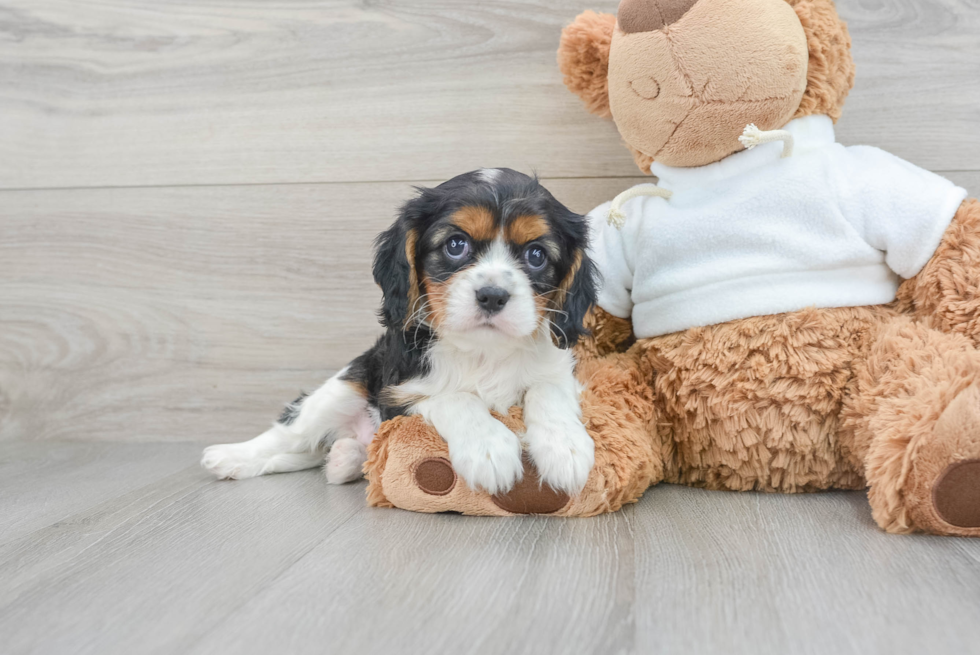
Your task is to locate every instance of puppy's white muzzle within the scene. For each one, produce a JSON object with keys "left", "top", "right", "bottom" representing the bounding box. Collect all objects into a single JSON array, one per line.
[{"left": 444, "top": 239, "right": 539, "bottom": 338}]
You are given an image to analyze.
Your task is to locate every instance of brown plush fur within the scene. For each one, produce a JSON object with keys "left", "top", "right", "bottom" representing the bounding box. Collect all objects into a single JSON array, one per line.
[
  {"left": 626, "top": 143, "right": 656, "bottom": 175},
  {"left": 577, "top": 304, "right": 635, "bottom": 359},
  {"left": 557, "top": 10, "right": 617, "bottom": 118},
  {"left": 897, "top": 199, "right": 980, "bottom": 343},
  {"left": 634, "top": 306, "right": 883, "bottom": 493},
  {"left": 365, "top": 0, "right": 980, "bottom": 535},
  {"left": 787, "top": 0, "right": 855, "bottom": 123}
]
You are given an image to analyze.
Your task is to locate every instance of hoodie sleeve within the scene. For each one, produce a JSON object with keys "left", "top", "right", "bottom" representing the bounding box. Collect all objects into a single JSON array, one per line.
[
  {"left": 835, "top": 145, "right": 968, "bottom": 279},
  {"left": 586, "top": 200, "right": 635, "bottom": 318}
]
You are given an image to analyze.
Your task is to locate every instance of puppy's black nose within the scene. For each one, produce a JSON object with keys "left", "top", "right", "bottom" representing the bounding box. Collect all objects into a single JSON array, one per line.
[{"left": 476, "top": 286, "right": 510, "bottom": 314}]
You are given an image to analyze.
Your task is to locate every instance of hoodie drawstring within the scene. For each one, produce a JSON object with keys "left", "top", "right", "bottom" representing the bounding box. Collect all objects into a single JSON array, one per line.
[
  {"left": 738, "top": 124, "right": 794, "bottom": 158},
  {"left": 607, "top": 184, "right": 672, "bottom": 228}
]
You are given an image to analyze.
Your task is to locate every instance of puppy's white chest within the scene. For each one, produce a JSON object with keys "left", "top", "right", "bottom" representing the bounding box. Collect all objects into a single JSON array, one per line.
[
  {"left": 426, "top": 345, "right": 532, "bottom": 411},
  {"left": 402, "top": 331, "right": 572, "bottom": 412}
]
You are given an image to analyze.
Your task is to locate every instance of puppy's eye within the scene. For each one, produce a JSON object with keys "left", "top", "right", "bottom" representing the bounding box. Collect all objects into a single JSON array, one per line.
[
  {"left": 524, "top": 245, "right": 547, "bottom": 270},
  {"left": 445, "top": 235, "right": 470, "bottom": 260}
]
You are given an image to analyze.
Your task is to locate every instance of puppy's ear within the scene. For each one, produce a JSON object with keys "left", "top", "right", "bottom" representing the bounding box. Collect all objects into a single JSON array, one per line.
[
  {"left": 557, "top": 11, "right": 617, "bottom": 118},
  {"left": 373, "top": 203, "right": 421, "bottom": 330},
  {"left": 552, "top": 246, "right": 598, "bottom": 349}
]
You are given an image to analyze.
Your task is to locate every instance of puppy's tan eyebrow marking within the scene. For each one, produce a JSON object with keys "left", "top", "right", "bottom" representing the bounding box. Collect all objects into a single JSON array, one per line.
[
  {"left": 427, "top": 225, "right": 457, "bottom": 246},
  {"left": 506, "top": 214, "right": 550, "bottom": 244},
  {"left": 540, "top": 240, "right": 561, "bottom": 260},
  {"left": 450, "top": 206, "right": 496, "bottom": 242}
]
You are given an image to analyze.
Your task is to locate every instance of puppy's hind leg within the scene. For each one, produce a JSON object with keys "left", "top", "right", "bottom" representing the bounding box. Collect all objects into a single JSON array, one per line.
[
  {"left": 201, "top": 367, "right": 372, "bottom": 480},
  {"left": 324, "top": 404, "right": 380, "bottom": 484}
]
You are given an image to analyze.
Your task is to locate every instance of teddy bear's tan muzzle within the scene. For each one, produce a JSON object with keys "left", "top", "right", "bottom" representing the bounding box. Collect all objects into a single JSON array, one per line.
[{"left": 608, "top": 0, "right": 809, "bottom": 168}]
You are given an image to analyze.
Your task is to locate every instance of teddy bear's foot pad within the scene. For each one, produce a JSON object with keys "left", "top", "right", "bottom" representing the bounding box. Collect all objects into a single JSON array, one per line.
[
  {"left": 933, "top": 459, "right": 980, "bottom": 528},
  {"left": 414, "top": 457, "right": 457, "bottom": 496},
  {"left": 491, "top": 453, "right": 570, "bottom": 514}
]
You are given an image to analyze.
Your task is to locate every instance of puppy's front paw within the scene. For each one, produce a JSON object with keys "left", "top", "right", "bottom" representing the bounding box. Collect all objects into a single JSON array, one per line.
[
  {"left": 525, "top": 421, "right": 595, "bottom": 495},
  {"left": 448, "top": 423, "right": 524, "bottom": 495},
  {"left": 201, "top": 443, "right": 266, "bottom": 480}
]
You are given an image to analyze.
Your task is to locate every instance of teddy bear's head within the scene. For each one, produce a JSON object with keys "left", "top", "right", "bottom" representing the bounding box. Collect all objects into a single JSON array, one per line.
[{"left": 558, "top": 0, "right": 854, "bottom": 171}]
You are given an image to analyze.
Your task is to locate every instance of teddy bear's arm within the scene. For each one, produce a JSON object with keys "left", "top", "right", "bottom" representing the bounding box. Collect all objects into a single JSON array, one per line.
[
  {"left": 897, "top": 198, "right": 980, "bottom": 344},
  {"left": 574, "top": 306, "right": 636, "bottom": 362}
]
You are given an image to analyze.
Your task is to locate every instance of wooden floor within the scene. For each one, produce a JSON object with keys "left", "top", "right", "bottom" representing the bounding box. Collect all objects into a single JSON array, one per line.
[
  {"left": 1, "top": 441, "right": 979, "bottom": 655},
  {"left": 2, "top": 0, "right": 980, "bottom": 653}
]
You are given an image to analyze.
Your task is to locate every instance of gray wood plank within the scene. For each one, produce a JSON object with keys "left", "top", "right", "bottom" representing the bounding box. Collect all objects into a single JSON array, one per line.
[
  {"left": 632, "top": 485, "right": 980, "bottom": 655},
  {"left": 0, "top": 441, "right": 204, "bottom": 543},
  {"left": 0, "top": 464, "right": 212, "bottom": 602},
  {"left": 0, "top": 466, "right": 367, "bottom": 655},
  {"left": 1, "top": 443, "right": 978, "bottom": 655},
  {"left": 186, "top": 503, "right": 636, "bottom": 655},
  {"left": 0, "top": 0, "right": 977, "bottom": 190},
  {"left": 0, "top": 177, "right": 647, "bottom": 442},
  {"left": 834, "top": 0, "right": 980, "bottom": 170}
]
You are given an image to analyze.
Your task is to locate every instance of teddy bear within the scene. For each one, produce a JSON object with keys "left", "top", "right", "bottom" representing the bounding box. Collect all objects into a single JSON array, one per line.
[{"left": 363, "top": 0, "right": 980, "bottom": 537}]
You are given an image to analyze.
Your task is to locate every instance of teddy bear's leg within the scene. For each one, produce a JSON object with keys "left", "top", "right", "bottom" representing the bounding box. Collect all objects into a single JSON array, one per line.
[
  {"left": 897, "top": 198, "right": 980, "bottom": 344},
  {"left": 840, "top": 316, "right": 980, "bottom": 535}
]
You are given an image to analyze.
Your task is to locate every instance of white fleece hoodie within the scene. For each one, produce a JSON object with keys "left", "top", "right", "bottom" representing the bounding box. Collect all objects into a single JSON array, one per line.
[{"left": 587, "top": 114, "right": 969, "bottom": 338}]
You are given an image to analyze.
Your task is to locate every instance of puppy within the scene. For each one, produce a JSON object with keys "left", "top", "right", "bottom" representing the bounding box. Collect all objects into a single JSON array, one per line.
[{"left": 201, "top": 168, "right": 597, "bottom": 495}]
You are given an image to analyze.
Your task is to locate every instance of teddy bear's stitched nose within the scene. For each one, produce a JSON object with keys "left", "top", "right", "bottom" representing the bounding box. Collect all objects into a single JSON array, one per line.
[{"left": 617, "top": 0, "right": 700, "bottom": 33}]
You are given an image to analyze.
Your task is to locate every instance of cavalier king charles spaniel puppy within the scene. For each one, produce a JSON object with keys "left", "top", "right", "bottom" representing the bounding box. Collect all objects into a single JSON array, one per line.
[{"left": 202, "top": 168, "right": 597, "bottom": 495}]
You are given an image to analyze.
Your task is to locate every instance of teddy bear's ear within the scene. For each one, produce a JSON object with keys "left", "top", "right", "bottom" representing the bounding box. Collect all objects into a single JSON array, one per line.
[
  {"left": 557, "top": 10, "right": 617, "bottom": 118},
  {"left": 786, "top": 0, "right": 855, "bottom": 122}
]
